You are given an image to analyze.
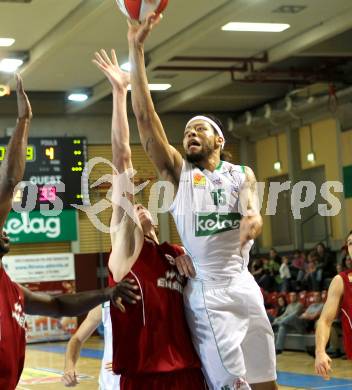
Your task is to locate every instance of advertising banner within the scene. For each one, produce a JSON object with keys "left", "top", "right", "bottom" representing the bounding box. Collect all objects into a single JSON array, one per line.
[
  {"left": 3, "top": 253, "right": 77, "bottom": 343},
  {"left": 4, "top": 209, "right": 77, "bottom": 244}
]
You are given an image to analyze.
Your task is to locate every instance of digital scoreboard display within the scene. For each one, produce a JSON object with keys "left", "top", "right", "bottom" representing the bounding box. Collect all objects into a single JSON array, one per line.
[{"left": 0, "top": 137, "right": 88, "bottom": 210}]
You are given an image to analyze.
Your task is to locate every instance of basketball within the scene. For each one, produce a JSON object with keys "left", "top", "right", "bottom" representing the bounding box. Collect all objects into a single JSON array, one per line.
[{"left": 116, "top": 0, "right": 168, "bottom": 22}]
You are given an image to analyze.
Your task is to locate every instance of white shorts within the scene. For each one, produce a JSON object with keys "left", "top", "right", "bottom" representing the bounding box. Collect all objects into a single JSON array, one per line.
[{"left": 184, "top": 270, "right": 277, "bottom": 389}]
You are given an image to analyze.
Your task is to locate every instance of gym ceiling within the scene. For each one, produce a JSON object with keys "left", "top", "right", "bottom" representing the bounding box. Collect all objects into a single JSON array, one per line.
[{"left": 1, "top": 0, "right": 352, "bottom": 136}]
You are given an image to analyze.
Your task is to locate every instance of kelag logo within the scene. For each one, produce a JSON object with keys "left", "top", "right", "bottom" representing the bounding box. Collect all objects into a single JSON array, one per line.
[
  {"left": 4, "top": 210, "right": 77, "bottom": 244},
  {"left": 195, "top": 212, "right": 241, "bottom": 237}
]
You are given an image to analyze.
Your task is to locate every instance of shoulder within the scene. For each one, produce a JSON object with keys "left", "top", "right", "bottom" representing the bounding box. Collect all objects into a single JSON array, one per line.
[
  {"left": 243, "top": 166, "right": 256, "bottom": 181},
  {"left": 330, "top": 274, "right": 345, "bottom": 294}
]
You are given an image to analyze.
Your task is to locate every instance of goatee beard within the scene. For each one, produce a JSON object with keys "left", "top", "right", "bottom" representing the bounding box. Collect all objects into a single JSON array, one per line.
[{"left": 186, "top": 148, "right": 212, "bottom": 164}]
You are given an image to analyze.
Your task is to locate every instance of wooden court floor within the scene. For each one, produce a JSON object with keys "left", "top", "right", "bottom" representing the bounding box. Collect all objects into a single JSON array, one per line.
[{"left": 19, "top": 337, "right": 352, "bottom": 389}]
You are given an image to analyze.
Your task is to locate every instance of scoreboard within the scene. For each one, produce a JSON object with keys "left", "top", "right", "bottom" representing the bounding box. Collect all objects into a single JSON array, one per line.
[{"left": 0, "top": 137, "right": 88, "bottom": 210}]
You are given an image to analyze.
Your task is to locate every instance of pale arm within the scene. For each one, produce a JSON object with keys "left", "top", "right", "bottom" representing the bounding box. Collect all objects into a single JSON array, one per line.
[
  {"left": 0, "top": 74, "right": 32, "bottom": 229},
  {"left": 62, "top": 305, "right": 102, "bottom": 387},
  {"left": 93, "top": 50, "right": 144, "bottom": 282},
  {"left": 128, "top": 14, "right": 183, "bottom": 184},
  {"left": 315, "top": 275, "right": 344, "bottom": 380}
]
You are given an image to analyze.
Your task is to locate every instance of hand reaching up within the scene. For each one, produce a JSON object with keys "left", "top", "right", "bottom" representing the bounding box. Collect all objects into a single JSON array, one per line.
[
  {"left": 93, "top": 49, "right": 130, "bottom": 92},
  {"left": 16, "top": 74, "right": 32, "bottom": 120},
  {"left": 127, "top": 12, "right": 161, "bottom": 48}
]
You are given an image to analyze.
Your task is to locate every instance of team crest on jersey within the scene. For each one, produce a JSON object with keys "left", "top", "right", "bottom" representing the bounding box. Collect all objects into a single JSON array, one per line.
[
  {"left": 12, "top": 301, "right": 26, "bottom": 330},
  {"left": 164, "top": 254, "right": 176, "bottom": 265},
  {"left": 193, "top": 173, "right": 206, "bottom": 188},
  {"left": 211, "top": 177, "right": 222, "bottom": 186},
  {"left": 157, "top": 270, "right": 184, "bottom": 294}
]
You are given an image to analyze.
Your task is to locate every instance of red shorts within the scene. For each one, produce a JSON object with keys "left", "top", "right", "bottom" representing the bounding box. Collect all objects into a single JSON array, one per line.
[{"left": 120, "top": 368, "right": 207, "bottom": 390}]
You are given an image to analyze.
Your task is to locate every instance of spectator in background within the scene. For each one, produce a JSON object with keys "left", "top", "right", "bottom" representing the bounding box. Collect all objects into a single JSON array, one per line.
[
  {"left": 316, "top": 242, "right": 336, "bottom": 279},
  {"left": 250, "top": 258, "right": 264, "bottom": 283},
  {"left": 270, "top": 248, "right": 282, "bottom": 266},
  {"left": 272, "top": 292, "right": 303, "bottom": 332},
  {"left": 259, "top": 257, "right": 279, "bottom": 292},
  {"left": 291, "top": 250, "right": 306, "bottom": 278},
  {"left": 267, "top": 295, "right": 288, "bottom": 324},
  {"left": 279, "top": 256, "right": 291, "bottom": 292},
  {"left": 300, "top": 251, "right": 320, "bottom": 291},
  {"left": 276, "top": 295, "right": 288, "bottom": 318},
  {"left": 276, "top": 292, "right": 324, "bottom": 354},
  {"left": 342, "top": 255, "right": 352, "bottom": 271}
]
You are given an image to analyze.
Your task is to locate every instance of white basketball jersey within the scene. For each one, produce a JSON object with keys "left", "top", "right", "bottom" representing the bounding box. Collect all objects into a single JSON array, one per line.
[
  {"left": 169, "top": 160, "right": 253, "bottom": 280},
  {"left": 99, "top": 301, "right": 120, "bottom": 390}
]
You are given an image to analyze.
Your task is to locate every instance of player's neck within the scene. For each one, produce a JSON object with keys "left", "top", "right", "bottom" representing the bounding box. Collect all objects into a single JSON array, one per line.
[
  {"left": 145, "top": 230, "right": 159, "bottom": 244},
  {"left": 196, "top": 154, "right": 221, "bottom": 172}
]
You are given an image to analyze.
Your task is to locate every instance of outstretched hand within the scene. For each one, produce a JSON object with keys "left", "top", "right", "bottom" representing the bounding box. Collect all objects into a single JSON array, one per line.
[
  {"left": 109, "top": 279, "right": 141, "bottom": 312},
  {"left": 62, "top": 367, "right": 79, "bottom": 387},
  {"left": 127, "top": 12, "right": 161, "bottom": 48},
  {"left": 315, "top": 351, "right": 332, "bottom": 380},
  {"left": 16, "top": 73, "right": 32, "bottom": 120},
  {"left": 175, "top": 254, "right": 196, "bottom": 278},
  {"left": 93, "top": 49, "right": 130, "bottom": 92}
]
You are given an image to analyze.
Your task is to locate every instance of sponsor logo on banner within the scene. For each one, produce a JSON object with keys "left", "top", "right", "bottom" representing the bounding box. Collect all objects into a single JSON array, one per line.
[
  {"left": 4, "top": 210, "right": 77, "bottom": 243},
  {"left": 195, "top": 212, "right": 241, "bottom": 237},
  {"left": 3, "top": 253, "right": 77, "bottom": 343},
  {"left": 2, "top": 253, "right": 75, "bottom": 283},
  {"left": 193, "top": 173, "right": 206, "bottom": 188}
]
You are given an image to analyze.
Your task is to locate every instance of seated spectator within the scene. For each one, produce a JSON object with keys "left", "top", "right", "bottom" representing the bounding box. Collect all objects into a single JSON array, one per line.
[
  {"left": 279, "top": 256, "right": 291, "bottom": 292},
  {"left": 272, "top": 292, "right": 303, "bottom": 332},
  {"left": 276, "top": 295, "right": 287, "bottom": 317},
  {"left": 258, "top": 257, "right": 279, "bottom": 292},
  {"left": 250, "top": 258, "right": 264, "bottom": 283},
  {"left": 267, "top": 295, "right": 287, "bottom": 324},
  {"left": 342, "top": 255, "right": 352, "bottom": 271},
  {"left": 270, "top": 248, "right": 282, "bottom": 265},
  {"left": 291, "top": 250, "right": 306, "bottom": 279},
  {"left": 276, "top": 292, "right": 324, "bottom": 354},
  {"left": 315, "top": 242, "right": 336, "bottom": 279},
  {"left": 300, "top": 251, "right": 320, "bottom": 291}
]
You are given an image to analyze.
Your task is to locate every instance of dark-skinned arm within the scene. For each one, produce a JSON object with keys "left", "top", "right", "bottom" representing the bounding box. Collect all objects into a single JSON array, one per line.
[
  {"left": 128, "top": 13, "right": 183, "bottom": 185},
  {"left": 22, "top": 279, "right": 140, "bottom": 317},
  {"left": 239, "top": 166, "right": 263, "bottom": 247},
  {"left": 0, "top": 74, "right": 32, "bottom": 230}
]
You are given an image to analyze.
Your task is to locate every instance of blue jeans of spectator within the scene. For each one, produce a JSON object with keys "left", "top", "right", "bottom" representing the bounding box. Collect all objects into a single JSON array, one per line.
[
  {"left": 280, "top": 278, "right": 290, "bottom": 292},
  {"left": 275, "top": 315, "right": 306, "bottom": 351}
]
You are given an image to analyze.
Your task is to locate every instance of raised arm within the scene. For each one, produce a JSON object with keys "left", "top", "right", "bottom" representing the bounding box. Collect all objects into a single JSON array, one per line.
[
  {"left": 62, "top": 305, "right": 102, "bottom": 387},
  {"left": 22, "top": 280, "right": 140, "bottom": 317},
  {"left": 0, "top": 74, "right": 32, "bottom": 229},
  {"left": 239, "top": 166, "right": 263, "bottom": 247},
  {"left": 315, "top": 275, "right": 344, "bottom": 380},
  {"left": 128, "top": 13, "right": 183, "bottom": 185},
  {"left": 93, "top": 49, "right": 144, "bottom": 282}
]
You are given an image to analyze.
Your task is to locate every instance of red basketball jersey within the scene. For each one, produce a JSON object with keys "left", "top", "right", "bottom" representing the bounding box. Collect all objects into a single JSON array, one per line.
[
  {"left": 0, "top": 266, "right": 26, "bottom": 390},
  {"left": 109, "top": 238, "right": 201, "bottom": 375},
  {"left": 340, "top": 270, "right": 352, "bottom": 359}
]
